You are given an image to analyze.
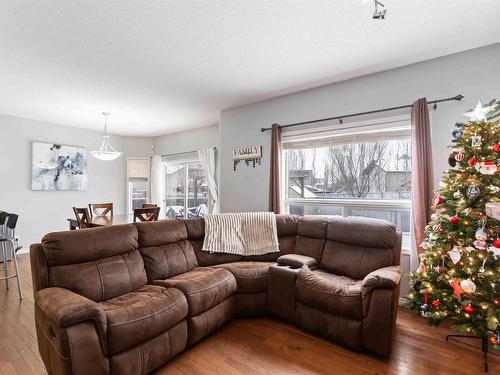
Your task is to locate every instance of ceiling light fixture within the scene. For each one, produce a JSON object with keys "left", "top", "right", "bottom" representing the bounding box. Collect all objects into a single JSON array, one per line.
[
  {"left": 372, "top": 0, "right": 387, "bottom": 20},
  {"left": 90, "top": 112, "right": 122, "bottom": 161}
]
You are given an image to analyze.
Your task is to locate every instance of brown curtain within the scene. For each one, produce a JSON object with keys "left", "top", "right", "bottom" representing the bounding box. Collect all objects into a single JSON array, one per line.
[
  {"left": 411, "top": 98, "right": 434, "bottom": 254},
  {"left": 269, "top": 123, "right": 282, "bottom": 214}
]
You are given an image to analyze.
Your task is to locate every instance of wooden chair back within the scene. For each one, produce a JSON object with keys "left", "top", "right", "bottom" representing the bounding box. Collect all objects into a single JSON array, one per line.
[
  {"left": 73, "top": 207, "right": 91, "bottom": 229},
  {"left": 142, "top": 203, "right": 158, "bottom": 208},
  {"left": 133, "top": 207, "right": 160, "bottom": 222},
  {"left": 88, "top": 203, "right": 113, "bottom": 218}
]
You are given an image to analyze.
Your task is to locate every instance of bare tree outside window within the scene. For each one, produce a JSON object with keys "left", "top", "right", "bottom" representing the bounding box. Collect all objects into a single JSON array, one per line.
[
  {"left": 325, "top": 141, "right": 388, "bottom": 198},
  {"left": 285, "top": 136, "right": 411, "bottom": 235}
]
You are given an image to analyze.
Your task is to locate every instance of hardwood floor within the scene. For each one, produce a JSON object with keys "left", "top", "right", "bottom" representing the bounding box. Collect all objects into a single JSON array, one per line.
[
  {"left": 1, "top": 254, "right": 498, "bottom": 375},
  {"left": 0, "top": 254, "right": 46, "bottom": 375}
]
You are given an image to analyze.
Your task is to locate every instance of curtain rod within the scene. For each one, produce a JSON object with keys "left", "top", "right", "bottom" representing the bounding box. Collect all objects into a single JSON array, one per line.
[
  {"left": 161, "top": 147, "right": 217, "bottom": 158},
  {"left": 260, "top": 94, "right": 464, "bottom": 132}
]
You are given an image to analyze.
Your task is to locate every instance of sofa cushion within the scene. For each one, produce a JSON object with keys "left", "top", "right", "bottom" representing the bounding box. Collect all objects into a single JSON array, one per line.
[
  {"left": 277, "top": 254, "right": 318, "bottom": 269},
  {"left": 136, "top": 220, "right": 199, "bottom": 280},
  {"left": 296, "top": 266, "right": 363, "bottom": 320},
  {"left": 49, "top": 249, "right": 147, "bottom": 302},
  {"left": 42, "top": 224, "right": 138, "bottom": 266},
  {"left": 326, "top": 216, "right": 397, "bottom": 248},
  {"left": 135, "top": 220, "right": 188, "bottom": 248},
  {"left": 213, "top": 262, "right": 274, "bottom": 294},
  {"left": 320, "top": 217, "right": 398, "bottom": 279},
  {"left": 298, "top": 216, "right": 329, "bottom": 238},
  {"left": 276, "top": 214, "right": 300, "bottom": 237},
  {"left": 277, "top": 235, "right": 297, "bottom": 255},
  {"left": 140, "top": 240, "right": 198, "bottom": 281},
  {"left": 101, "top": 285, "right": 188, "bottom": 355},
  {"left": 183, "top": 218, "right": 205, "bottom": 240},
  {"left": 153, "top": 267, "right": 237, "bottom": 317},
  {"left": 294, "top": 236, "right": 326, "bottom": 260},
  {"left": 320, "top": 241, "right": 394, "bottom": 280},
  {"left": 293, "top": 216, "right": 329, "bottom": 260}
]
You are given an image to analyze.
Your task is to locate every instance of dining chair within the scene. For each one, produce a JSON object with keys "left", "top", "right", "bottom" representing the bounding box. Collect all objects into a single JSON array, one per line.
[
  {"left": 133, "top": 207, "right": 160, "bottom": 222},
  {"left": 142, "top": 203, "right": 158, "bottom": 208},
  {"left": 0, "top": 213, "right": 22, "bottom": 299},
  {"left": 88, "top": 203, "right": 113, "bottom": 218},
  {"left": 73, "top": 207, "right": 91, "bottom": 229}
]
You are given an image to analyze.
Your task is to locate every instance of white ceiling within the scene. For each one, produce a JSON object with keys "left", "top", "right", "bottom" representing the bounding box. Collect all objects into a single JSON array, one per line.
[{"left": 1, "top": 1, "right": 500, "bottom": 136}]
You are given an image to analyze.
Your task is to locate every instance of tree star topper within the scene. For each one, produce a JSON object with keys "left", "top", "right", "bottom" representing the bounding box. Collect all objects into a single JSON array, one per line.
[{"left": 463, "top": 100, "right": 494, "bottom": 121}]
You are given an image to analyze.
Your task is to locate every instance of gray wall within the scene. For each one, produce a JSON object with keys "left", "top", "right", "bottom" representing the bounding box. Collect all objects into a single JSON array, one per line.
[
  {"left": 154, "top": 124, "right": 219, "bottom": 155},
  {"left": 219, "top": 42, "right": 500, "bottom": 298},
  {"left": 0, "top": 114, "right": 153, "bottom": 249},
  {"left": 219, "top": 42, "right": 500, "bottom": 213}
]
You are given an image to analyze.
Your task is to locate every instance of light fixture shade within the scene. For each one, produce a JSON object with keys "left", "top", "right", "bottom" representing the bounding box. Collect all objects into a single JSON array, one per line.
[
  {"left": 91, "top": 112, "right": 122, "bottom": 161},
  {"left": 90, "top": 151, "right": 121, "bottom": 161}
]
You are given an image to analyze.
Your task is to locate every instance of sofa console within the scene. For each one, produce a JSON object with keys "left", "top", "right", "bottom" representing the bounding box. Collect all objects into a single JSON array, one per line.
[{"left": 30, "top": 215, "right": 402, "bottom": 375}]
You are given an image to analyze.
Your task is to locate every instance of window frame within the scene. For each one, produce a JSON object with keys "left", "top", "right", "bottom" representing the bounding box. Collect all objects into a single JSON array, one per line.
[{"left": 281, "top": 115, "right": 412, "bottom": 251}]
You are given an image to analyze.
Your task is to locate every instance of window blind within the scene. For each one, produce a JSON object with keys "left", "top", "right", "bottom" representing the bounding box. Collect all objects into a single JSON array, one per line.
[
  {"left": 162, "top": 151, "right": 199, "bottom": 164},
  {"left": 127, "top": 157, "right": 150, "bottom": 178},
  {"left": 283, "top": 118, "right": 411, "bottom": 150}
]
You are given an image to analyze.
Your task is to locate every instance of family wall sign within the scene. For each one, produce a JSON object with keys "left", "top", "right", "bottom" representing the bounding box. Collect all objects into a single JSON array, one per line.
[{"left": 232, "top": 145, "right": 262, "bottom": 171}]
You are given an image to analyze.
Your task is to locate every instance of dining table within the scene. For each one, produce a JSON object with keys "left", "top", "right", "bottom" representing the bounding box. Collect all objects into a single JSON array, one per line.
[{"left": 67, "top": 214, "right": 135, "bottom": 230}]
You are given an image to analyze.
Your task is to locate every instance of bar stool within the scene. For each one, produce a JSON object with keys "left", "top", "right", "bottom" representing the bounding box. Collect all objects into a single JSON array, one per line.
[
  {"left": 0, "top": 213, "right": 22, "bottom": 299},
  {"left": 0, "top": 211, "right": 7, "bottom": 237},
  {"left": 0, "top": 211, "right": 9, "bottom": 262}
]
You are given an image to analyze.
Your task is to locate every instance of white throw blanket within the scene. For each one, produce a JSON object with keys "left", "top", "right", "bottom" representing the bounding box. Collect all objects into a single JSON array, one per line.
[{"left": 202, "top": 212, "right": 279, "bottom": 256}]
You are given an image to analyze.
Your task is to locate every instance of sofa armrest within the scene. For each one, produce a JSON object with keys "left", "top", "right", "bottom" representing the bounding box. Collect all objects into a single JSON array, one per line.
[
  {"left": 35, "top": 288, "right": 109, "bottom": 373},
  {"left": 277, "top": 254, "right": 318, "bottom": 269},
  {"left": 35, "top": 287, "right": 107, "bottom": 337},
  {"left": 362, "top": 266, "right": 401, "bottom": 294}
]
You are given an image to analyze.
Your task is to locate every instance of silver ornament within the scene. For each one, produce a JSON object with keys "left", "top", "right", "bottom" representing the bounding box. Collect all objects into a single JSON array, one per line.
[{"left": 466, "top": 184, "right": 480, "bottom": 198}]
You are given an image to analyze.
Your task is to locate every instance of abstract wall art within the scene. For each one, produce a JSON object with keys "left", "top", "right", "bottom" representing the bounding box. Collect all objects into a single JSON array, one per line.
[{"left": 32, "top": 142, "right": 88, "bottom": 191}]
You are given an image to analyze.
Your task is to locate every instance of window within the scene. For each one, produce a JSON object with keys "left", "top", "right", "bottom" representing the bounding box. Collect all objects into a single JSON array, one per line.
[
  {"left": 127, "top": 157, "right": 150, "bottom": 213},
  {"left": 129, "top": 178, "right": 149, "bottom": 210},
  {"left": 163, "top": 159, "right": 208, "bottom": 219},
  {"left": 282, "top": 117, "right": 411, "bottom": 248}
]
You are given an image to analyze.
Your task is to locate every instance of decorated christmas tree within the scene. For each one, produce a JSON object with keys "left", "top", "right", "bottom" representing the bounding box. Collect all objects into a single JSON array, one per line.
[{"left": 408, "top": 100, "right": 500, "bottom": 345}]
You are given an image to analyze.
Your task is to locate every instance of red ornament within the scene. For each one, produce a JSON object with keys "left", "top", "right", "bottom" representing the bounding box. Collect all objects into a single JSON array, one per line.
[
  {"left": 467, "top": 156, "right": 478, "bottom": 166},
  {"left": 493, "top": 143, "right": 500, "bottom": 152},
  {"left": 493, "top": 239, "right": 500, "bottom": 248},
  {"left": 464, "top": 304, "right": 475, "bottom": 314},
  {"left": 432, "top": 299, "right": 441, "bottom": 309},
  {"left": 450, "top": 216, "right": 460, "bottom": 225},
  {"left": 433, "top": 196, "right": 444, "bottom": 205}
]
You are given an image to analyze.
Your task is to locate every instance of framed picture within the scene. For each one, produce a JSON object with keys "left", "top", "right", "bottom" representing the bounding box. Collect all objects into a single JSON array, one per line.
[{"left": 32, "top": 142, "right": 88, "bottom": 191}]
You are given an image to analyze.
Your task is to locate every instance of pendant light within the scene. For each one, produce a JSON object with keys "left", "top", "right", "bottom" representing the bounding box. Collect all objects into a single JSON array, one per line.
[{"left": 90, "top": 112, "right": 122, "bottom": 161}]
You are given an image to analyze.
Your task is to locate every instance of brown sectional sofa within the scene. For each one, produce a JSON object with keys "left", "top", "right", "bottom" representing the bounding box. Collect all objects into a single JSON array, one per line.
[{"left": 30, "top": 215, "right": 402, "bottom": 375}]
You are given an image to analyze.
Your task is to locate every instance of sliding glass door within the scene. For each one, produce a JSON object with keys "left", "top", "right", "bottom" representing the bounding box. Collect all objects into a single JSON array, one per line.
[{"left": 164, "top": 161, "right": 208, "bottom": 219}]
